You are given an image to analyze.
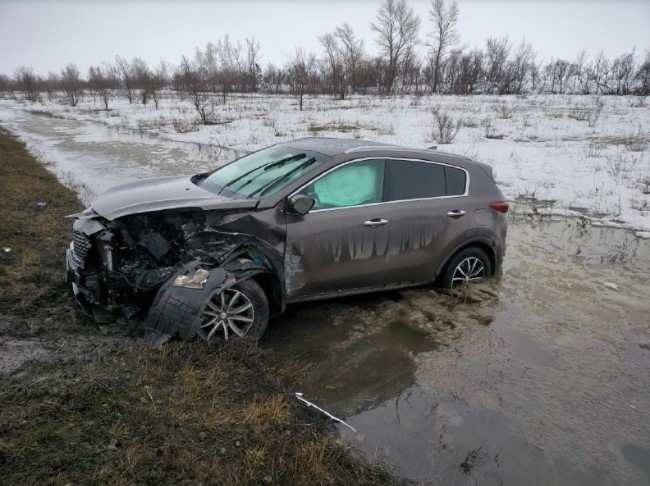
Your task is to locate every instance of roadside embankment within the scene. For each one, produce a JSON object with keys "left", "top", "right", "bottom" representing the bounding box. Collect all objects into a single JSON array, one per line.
[{"left": 0, "top": 128, "right": 405, "bottom": 485}]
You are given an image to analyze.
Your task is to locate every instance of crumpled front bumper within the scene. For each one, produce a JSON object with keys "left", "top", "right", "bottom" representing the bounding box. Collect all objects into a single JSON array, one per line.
[{"left": 65, "top": 242, "right": 96, "bottom": 316}]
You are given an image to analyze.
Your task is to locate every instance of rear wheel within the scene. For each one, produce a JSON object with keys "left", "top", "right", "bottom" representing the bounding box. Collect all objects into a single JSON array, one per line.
[
  {"left": 197, "top": 279, "right": 269, "bottom": 343},
  {"left": 441, "top": 247, "right": 492, "bottom": 289}
]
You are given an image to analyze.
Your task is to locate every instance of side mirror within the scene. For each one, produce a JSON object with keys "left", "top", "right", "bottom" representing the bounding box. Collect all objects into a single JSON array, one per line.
[{"left": 288, "top": 194, "right": 315, "bottom": 215}]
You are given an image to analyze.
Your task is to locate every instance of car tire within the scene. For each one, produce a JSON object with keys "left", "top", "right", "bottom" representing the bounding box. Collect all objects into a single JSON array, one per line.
[
  {"left": 440, "top": 247, "right": 492, "bottom": 289},
  {"left": 196, "top": 279, "right": 269, "bottom": 343}
]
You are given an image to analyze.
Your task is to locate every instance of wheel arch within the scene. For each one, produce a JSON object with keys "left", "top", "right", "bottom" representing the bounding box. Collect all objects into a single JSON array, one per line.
[
  {"left": 250, "top": 271, "right": 284, "bottom": 316},
  {"left": 220, "top": 242, "right": 286, "bottom": 317},
  {"left": 436, "top": 237, "right": 498, "bottom": 280}
]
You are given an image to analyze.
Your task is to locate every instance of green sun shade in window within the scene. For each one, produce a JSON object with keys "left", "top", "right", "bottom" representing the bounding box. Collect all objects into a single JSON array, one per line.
[{"left": 306, "top": 159, "right": 384, "bottom": 209}]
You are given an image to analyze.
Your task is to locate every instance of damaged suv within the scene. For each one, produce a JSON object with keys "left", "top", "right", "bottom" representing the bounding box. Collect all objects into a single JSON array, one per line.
[{"left": 66, "top": 137, "right": 508, "bottom": 342}]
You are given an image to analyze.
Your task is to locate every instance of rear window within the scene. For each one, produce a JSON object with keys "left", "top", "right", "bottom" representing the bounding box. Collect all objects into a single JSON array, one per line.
[
  {"left": 385, "top": 160, "right": 467, "bottom": 200},
  {"left": 445, "top": 166, "right": 467, "bottom": 195},
  {"left": 386, "top": 160, "right": 445, "bottom": 200}
]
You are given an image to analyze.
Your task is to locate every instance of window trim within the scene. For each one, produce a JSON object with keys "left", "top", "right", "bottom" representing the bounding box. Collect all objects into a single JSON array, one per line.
[{"left": 289, "top": 157, "right": 470, "bottom": 214}]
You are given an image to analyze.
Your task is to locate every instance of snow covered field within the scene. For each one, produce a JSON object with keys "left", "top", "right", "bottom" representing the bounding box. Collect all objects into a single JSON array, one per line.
[{"left": 1, "top": 92, "right": 649, "bottom": 232}]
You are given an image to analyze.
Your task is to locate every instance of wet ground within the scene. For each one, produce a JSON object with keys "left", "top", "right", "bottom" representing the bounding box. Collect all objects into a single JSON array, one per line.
[
  {"left": 267, "top": 218, "right": 650, "bottom": 486},
  {"left": 0, "top": 106, "right": 239, "bottom": 202},
  {"left": 2, "top": 108, "right": 650, "bottom": 485}
]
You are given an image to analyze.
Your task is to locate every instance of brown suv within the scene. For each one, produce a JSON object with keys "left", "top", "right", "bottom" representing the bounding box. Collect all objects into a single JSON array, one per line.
[{"left": 66, "top": 137, "right": 508, "bottom": 342}]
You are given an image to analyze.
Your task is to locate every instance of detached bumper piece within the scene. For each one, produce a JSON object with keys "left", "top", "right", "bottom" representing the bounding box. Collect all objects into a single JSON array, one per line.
[{"left": 143, "top": 265, "right": 230, "bottom": 346}]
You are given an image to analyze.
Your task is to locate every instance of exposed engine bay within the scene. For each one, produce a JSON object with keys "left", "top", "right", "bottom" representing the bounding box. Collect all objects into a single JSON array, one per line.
[{"left": 66, "top": 208, "right": 284, "bottom": 341}]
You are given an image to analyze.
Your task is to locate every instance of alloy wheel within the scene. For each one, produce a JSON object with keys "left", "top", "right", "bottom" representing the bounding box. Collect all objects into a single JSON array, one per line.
[
  {"left": 451, "top": 256, "right": 485, "bottom": 287},
  {"left": 198, "top": 288, "right": 255, "bottom": 342}
]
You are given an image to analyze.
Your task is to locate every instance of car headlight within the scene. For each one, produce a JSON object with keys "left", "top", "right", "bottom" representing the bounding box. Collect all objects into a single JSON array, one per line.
[{"left": 173, "top": 268, "right": 210, "bottom": 289}]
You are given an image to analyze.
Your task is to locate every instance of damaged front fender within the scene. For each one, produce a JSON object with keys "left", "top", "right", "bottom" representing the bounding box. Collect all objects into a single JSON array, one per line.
[
  {"left": 66, "top": 197, "right": 288, "bottom": 344},
  {"left": 143, "top": 264, "right": 229, "bottom": 342},
  {"left": 143, "top": 259, "right": 270, "bottom": 344}
]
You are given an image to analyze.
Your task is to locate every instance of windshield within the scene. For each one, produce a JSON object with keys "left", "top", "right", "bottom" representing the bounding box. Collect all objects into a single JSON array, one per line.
[{"left": 198, "top": 146, "right": 328, "bottom": 198}]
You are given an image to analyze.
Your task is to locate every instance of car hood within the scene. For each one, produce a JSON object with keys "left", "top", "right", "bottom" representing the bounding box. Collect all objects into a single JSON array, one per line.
[{"left": 91, "top": 175, "right": 258, "bottom": 220}]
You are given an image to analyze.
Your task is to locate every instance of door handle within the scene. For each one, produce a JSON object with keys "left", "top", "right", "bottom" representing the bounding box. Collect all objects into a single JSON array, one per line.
[
  {"left": 363, "top": 218, "right": 389, "bottom": 227},
  {"left": 447, "top": 209, "right": 466, "bottom": 218}
]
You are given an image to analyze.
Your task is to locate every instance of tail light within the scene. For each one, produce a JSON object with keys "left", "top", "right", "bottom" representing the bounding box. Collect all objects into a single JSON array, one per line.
[{"left": 489, "top": 201, "right": 509, "bottom": 213}]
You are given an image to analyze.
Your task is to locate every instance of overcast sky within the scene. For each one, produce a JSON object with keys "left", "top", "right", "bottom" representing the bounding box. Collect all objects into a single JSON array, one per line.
[{"left": 1, "top": 0, "right": 648, "bottom": 75}]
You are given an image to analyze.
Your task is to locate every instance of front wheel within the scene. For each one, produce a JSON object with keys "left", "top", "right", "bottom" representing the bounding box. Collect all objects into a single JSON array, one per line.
[
  {"left": 440, "top": 247, "right": 492, "bottom": 289},
  {"left": 197, "top": 279, "right": 269, "bottom": 343}
]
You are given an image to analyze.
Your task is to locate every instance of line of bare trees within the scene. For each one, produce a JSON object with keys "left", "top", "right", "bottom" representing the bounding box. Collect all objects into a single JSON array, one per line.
[{"left": 2, "top": 0, "right": 649, "bottom": 117}]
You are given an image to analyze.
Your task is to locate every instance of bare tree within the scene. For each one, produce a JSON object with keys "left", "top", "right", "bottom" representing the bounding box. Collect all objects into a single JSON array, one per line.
[
  {"left": 371, "top": 0, "right": 420, "bottom": 94},
  {"left": 335, "top": 23, "right": 364, "bottom": 93},
  {"left": 544, "top": 58, "right": 571, "bottom": 94},
  {"left": 305, "top": 52, "right": 320, "bottom": 94},
  {"left": 245, "top": 37, "right": 262, "bottom": 92},
  {"left": 429, "top": 0, "right": 458, "bottom": 94},
  {"left": 87, "top": 63, "right": 116, "bottom": 110},
  {"left": 572, "top": 50, "right": 591, "bottom": 94},
  {"left": 217, "top": 35, "right": 241, "bottom": 103},
  {"left": 610, "top": 50, "right": 636, "bottom": 95},
  {"left": 0, "top": 74, "right": 10, "bottom": 94},
  {"left": 7, "top": 32, "right": 649, "bottom": 100},
  {"left": 401, "top": 48, "right": 423, "bottom": 94},
  {"left": 199, "top": 42, "right": 219, "bottom": 94},
  {"left": 261, "top": 63, "right": 280, "bottom": 94},
  {"left": 114, "top": 55, "right": 134, "bottom": 103},
  {"left": 288, "top": 49, "right": 310, "bottom": 111},
  {"left": 636, "top": 51, "right": 650, "bottom": 96},
  {"left": 179, "top": 56, "right": 215, "bottom": 124},
  {"left": 45, "top": 72, "right": 60, "bottom": 100},
  {"left": 319, "top": 33, "right": 345, "bottom": 99},
  {"left": 148, "top": 61, "right": 167, "bottom": 109},
  {"left": 484, "top": 36, "right": 510, "bottom": 94},
  {"left": 586, "top": 51, "right": 609, "bottom": 94},
  {"left": 15, "top": 67, "right": 39, "bottom": 102},
  {"left": 61, "top": 64, "right": 82, "bottom": 106},
  {"left": 130, "top": 58, "right": 151, "bottom": 104},
  {"left": 505, "top": 40, "right": 535, "bottom": 94}
]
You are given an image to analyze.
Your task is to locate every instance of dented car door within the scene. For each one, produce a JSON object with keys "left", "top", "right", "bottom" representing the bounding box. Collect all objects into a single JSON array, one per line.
[{"left": 284, "top": 159, "right": 392, "bottom": 300}]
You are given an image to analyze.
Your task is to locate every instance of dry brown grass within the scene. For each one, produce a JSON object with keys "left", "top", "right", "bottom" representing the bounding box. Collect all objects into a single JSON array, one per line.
[
  {"left": 242, "top": 394, "right": 292, "bottom": 427},
  {"left": 1, "top": 341, "right": 405, "bottom": 485},
  {"left": 0, "top": 129, "right": 406, "bottom": 486},
  {"left": 0, "top": 128, "right": 93, "bottom": 337},
  {"left": 291, "top": 436, "right": 334, "bottom": 484}
]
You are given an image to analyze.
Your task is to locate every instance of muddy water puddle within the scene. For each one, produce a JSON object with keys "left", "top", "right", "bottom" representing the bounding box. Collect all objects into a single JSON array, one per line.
[{"left": 266, "top": 218, "right": 650, "bottom": 485}]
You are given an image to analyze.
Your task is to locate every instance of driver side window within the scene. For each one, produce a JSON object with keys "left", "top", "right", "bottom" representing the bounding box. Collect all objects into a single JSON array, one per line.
[{"left": 298, "top": 159, "right": 385, "bottom": 210}]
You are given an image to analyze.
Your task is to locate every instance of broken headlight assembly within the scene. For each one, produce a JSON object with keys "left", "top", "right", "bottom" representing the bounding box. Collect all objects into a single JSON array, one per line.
[{"left": 173, "top": 268, "right": 210, "bottom": 289}]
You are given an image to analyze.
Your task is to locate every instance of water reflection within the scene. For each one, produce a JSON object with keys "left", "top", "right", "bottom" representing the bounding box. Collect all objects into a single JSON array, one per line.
[{"left": 267, "top": 219, "right": 650, "bottom": 486}]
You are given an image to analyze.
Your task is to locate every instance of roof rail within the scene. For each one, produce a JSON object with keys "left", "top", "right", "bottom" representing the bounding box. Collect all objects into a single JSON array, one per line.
[
  {"left": 344, "top": 145, "right": 403, "bottom": 154},
  {"left": 346, "top": 145, "right": 445, "bottom": 154}
]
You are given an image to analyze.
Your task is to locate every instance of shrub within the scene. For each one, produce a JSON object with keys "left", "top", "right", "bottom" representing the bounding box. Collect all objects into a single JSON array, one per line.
[{"left": 432, "top": 105, "right": 462, "bottom": 144}]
